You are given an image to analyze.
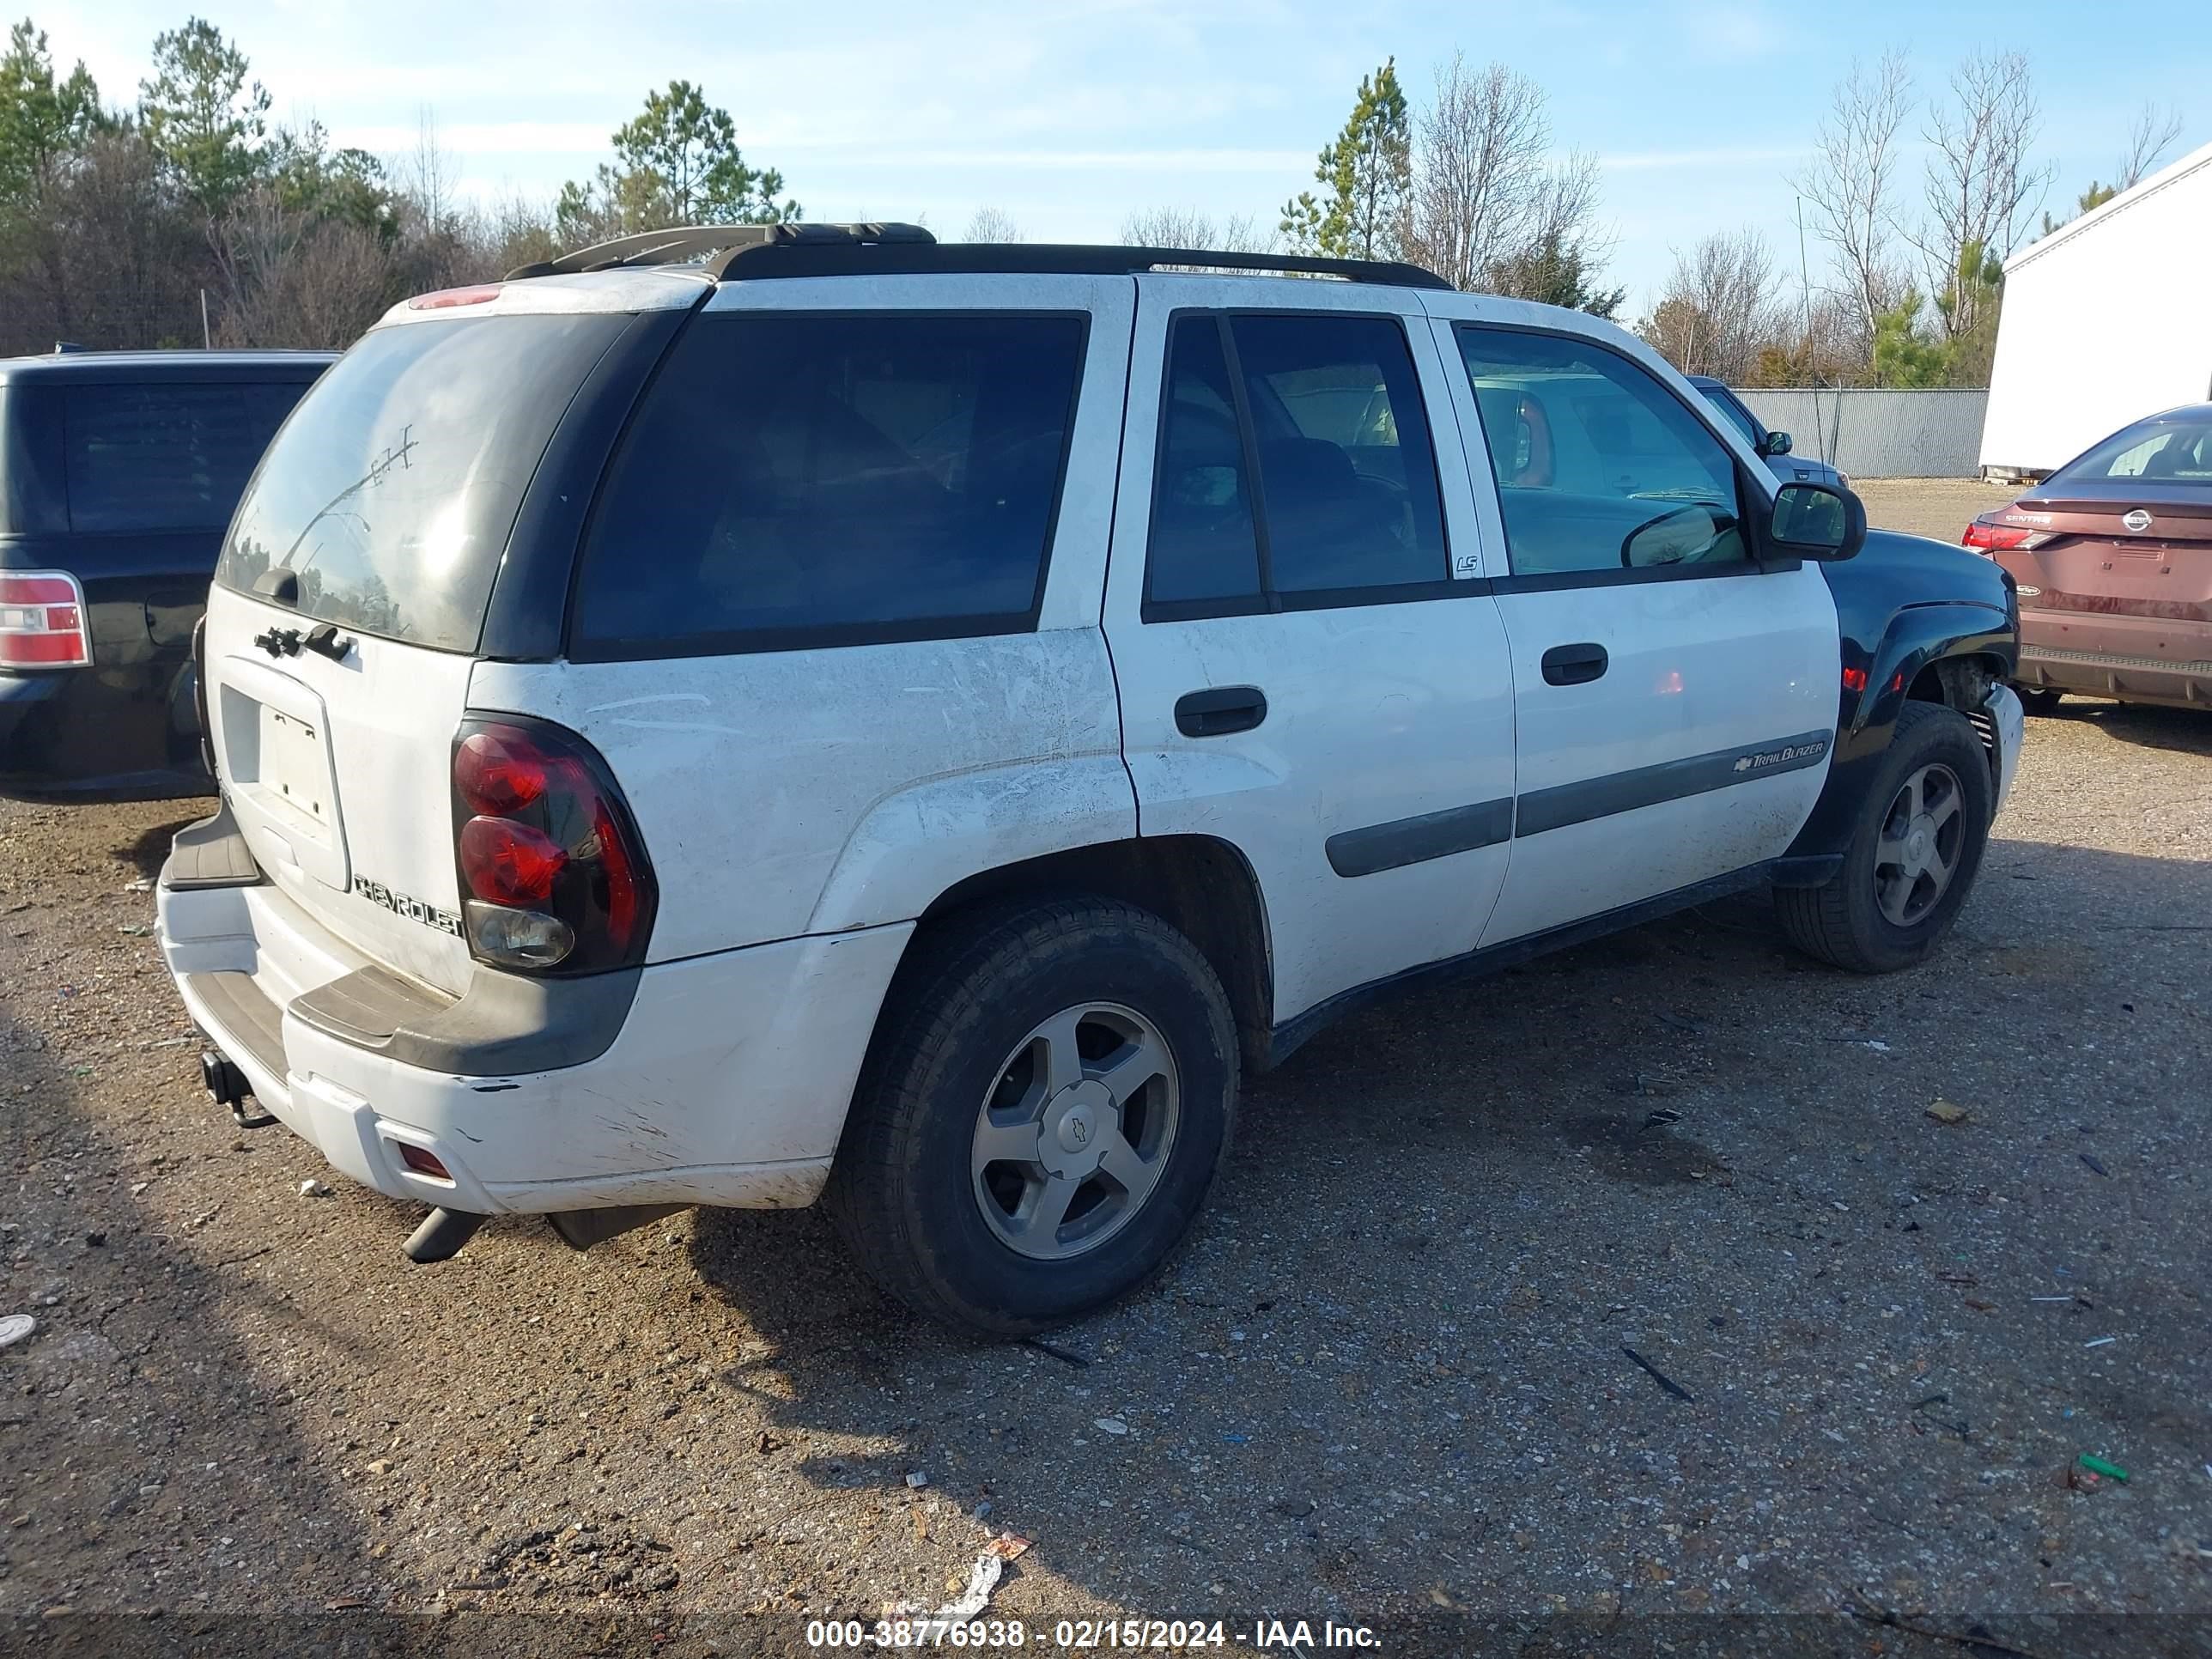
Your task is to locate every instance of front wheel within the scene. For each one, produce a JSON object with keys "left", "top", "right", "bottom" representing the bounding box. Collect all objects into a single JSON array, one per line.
[
  {"left": 2015, "top": 685, "right": 2064, "bottom": 715},
  {"left": 1776, "top": 702, "right": 1994, "bottom": 973},
  {"left": 825, "top": 897, "right": 1238, "bottom": 1334}
]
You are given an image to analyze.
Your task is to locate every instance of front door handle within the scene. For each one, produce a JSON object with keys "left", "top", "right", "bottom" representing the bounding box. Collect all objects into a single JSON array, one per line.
[
  {"left": 1176, "top": 686, "right": 1267, "bottom": 738},
  {"left": 1540, "top": 642, "right": 1608, "bottom": 686}
]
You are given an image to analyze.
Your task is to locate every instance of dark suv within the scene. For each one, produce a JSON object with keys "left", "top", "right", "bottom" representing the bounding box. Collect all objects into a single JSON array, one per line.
[{"left": 0, "top": 349, "right": 333, "bottom": 801}]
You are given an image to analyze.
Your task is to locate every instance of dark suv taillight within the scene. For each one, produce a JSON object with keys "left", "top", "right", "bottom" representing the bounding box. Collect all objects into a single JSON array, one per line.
[
  {"left": 450, "top": 715, "right": 655, "bottom": 975},
  {"left": 0, "top": 571, "right": 92, "bottom": 668}
]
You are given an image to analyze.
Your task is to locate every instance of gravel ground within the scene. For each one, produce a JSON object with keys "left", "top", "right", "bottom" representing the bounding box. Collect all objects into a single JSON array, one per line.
[{"left": 3, "top": 479, "right": 2208, "bottom": 1656}]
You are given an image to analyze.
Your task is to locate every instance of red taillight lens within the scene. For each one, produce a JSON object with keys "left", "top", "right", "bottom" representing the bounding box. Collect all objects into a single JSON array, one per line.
[
  {"left": 454, "top": 728, "right": 550, "bottom": 814},
  {"left": 459, "top": 816, "right": 568, "bottom": 904},
  {"left": 1962, "top": 519, "right": 2046, "bottom": 551},
  {"left": 450, "top": 716, "right": 655, "bottom": 975},
  {"left": 0, "top": 571, "right": 92, "bottom": 668}
]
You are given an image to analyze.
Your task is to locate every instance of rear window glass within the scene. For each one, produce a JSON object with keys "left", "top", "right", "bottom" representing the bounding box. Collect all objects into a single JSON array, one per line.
[
  {"left": 64, "top": 380, "right": 306, "bottom": 534},
  {"left": 0, "top": 386, "right": 67, "bottom": 537},
  {"left": 216, "top": 314, "right": 627, "bottom": 652},
  {"left": 2053, "top": 419, "right": 2212, "bottom": 486},
  {"left": 572, "top": 311, "right": 1086, "bottom": 657}
]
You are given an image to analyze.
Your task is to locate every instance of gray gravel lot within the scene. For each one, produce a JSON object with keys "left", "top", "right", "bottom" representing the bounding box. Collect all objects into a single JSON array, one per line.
[{"left": 2, "top": 480, "right": 2207, "bottom": 1656}]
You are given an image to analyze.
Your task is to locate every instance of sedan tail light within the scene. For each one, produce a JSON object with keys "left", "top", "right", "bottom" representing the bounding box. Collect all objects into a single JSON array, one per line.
[
  {"left": 0, "top": 571, "right": 91, "bottom": 667},
  {"left": 1962, "top": 519, "right": 2051, "bottom": 553},
  {"left": 450, "top": 716, "right": 655, "bottom": 974}
]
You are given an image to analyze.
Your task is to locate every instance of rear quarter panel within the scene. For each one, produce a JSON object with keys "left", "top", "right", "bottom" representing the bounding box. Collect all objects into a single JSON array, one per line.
[{"left": 466, "top": 273, "right": 1143, "bottom": 961}]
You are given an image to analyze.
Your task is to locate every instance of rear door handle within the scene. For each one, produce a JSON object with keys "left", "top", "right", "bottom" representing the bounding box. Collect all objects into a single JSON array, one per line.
[
  {"left": 1540, "top": 642, "right": 1608, "bottom": 686},
  {"left": 1176, "top": 686, "right": 1267, "bottom": 738}
]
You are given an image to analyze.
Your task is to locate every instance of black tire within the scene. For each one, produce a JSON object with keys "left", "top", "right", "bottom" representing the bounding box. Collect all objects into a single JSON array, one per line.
[
  {"left": 2016, "top": 685, "right": 2064, "bottom": 715},
  {"left": 824, "top": 896, "right": 1238, "bottom": 1335},
  {"left": 1776, "top": 701, "right": 1994, "bottom": 974}
]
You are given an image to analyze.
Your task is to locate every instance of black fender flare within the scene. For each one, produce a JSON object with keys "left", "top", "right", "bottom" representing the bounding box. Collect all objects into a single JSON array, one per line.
[{"left": 1787, "top": 600, "right": 2014, "bottom": 861}]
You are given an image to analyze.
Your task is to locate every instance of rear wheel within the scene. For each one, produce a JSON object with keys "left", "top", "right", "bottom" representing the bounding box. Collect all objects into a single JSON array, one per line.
[
  {"left": 1776, "top": 702, "right": 1993, "bottom": 973},
  {"left": 826, "top": 897, "right": 1237, "bottom": 1334},
  {"left": 2016, "top": 685, "right": 2064, "bottom": 714}
]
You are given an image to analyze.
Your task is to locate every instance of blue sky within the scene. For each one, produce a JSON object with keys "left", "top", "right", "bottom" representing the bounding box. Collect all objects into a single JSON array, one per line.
[{"left": 45, "top": 0, "right": 2212, "bottom": 313}]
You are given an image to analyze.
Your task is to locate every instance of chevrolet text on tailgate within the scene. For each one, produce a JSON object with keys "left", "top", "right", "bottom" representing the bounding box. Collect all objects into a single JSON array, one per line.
[{"left": 156, "top": 222, "right": 2025, "bottom": 1334}]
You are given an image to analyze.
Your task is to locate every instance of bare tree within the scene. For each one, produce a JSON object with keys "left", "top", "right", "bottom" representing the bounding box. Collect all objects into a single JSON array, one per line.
[
  {"left": 2116, "top": 101, "right": 2185, "bottom": 191},
  {"left": 1794, "top": 48, "right": 1913, "bottom": 355},
  {"left": 1119, "top": 206, "right": 1273, "bottom": 252},
  {"left": 1638, "top": 228, "right": 1790, "bottom": 383},
  {"left": 1402, "top": 56, "right": 1550, "bottom": 291},
  {"left": 962, "top": 206, "right": 1022, "bottom": 243},
  {"left": 401, "top": 107, "right": 457, "bottom": 236},
  {"left": 1917, "top": 49, "right": 2054, "bottom": 338}
]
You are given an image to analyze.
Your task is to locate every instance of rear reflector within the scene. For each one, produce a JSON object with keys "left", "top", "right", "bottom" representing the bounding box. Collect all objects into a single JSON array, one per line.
[
  {"left": 395, "top": 1142, "right": 453, "bottom": 1180},
  {"left": 1962, "top": 519, "right": 2050, "bottom": 552},
  {"left": 0, "top": 571, "right": 91, "bottom": 667}
]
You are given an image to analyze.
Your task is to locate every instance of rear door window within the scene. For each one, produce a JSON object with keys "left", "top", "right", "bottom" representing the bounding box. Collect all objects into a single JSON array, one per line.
[
  {"left": 571, "top": 311, "right": 1088, "bottom": 658},
  {"left": 64, "top": 381, "right": 305, "bottom": 534},
  {"left": 1143, "top": 311, "right": 1450, "bottom": 617},
  {"left": 217, "top": 314, "right": 629, "bottom": 652}
]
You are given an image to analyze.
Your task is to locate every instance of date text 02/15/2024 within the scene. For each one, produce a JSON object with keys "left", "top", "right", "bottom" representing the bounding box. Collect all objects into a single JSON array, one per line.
[{"left": 804, "top": 1617, "right": 1384, "bottom": 1649}]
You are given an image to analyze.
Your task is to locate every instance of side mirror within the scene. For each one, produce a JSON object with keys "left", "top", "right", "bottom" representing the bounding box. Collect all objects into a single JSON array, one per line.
[
  {"left": 1763, "top": 429, "right": 1794, "bottom": 457},
  {"left": 1770, "top": 481, "right": 1865, "bottom": 562}
]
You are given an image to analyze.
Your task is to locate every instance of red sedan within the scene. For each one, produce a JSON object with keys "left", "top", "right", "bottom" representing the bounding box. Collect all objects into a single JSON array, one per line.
[{"left": 1966, "top": 404, "right": 2212, "bottom": 713}]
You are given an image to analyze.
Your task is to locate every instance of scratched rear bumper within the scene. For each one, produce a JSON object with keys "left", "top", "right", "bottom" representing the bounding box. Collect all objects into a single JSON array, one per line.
[{"left": 155, "top": 842, "right": 912, "bottom": 1212}]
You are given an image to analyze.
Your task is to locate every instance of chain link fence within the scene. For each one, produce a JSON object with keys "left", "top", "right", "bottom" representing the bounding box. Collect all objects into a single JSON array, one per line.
[{"left": 1734, "top": 388, "right": 1990, "bottom": 479}]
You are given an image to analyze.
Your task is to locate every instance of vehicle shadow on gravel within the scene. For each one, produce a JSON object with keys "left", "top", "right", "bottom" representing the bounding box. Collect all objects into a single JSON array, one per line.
[
  {"left": 0, "top": 1002, "right": 380, "bottom": 1628},
  {"left": 2039, "top": 700, "right": 2212, "bottom": 758},
  {"left": 678, "top": 836, "right": 2209, "bottom": 1627}
]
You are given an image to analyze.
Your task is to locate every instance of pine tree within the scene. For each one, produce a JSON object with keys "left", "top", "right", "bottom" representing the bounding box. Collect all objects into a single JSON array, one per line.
[{"left": 1281, "top": 58, "right": 1410, "bottom": 259}]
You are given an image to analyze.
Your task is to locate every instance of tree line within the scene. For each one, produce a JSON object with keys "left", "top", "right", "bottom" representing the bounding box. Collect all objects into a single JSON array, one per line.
[
  {"left": 1646, "top": 52, "right": 2180, "bottom": 388},
  {"left": 2, "top": 18, "right": 2190, "bottom": 383},
  {"left": 0, "top": 13, "right": 796, "bottom": 355}
]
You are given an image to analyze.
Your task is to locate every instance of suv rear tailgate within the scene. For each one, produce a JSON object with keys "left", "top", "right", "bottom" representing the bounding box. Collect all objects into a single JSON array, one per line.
[
  {"left": 195, "top": 285, "right": 702, "bottom": 995},
  {"left": 204, "top": 583, "right": 480, "bottom": 992}
]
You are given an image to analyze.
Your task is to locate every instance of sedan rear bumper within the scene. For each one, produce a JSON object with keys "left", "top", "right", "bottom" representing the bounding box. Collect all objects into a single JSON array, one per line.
[{"left": 2017, "top": 611, "right": 2211, "bottom": 708}]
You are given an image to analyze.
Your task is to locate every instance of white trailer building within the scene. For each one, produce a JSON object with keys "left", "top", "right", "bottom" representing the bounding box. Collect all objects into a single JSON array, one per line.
[{"left": 1980, "top": 138, "right": 2212, "bottom": 478}]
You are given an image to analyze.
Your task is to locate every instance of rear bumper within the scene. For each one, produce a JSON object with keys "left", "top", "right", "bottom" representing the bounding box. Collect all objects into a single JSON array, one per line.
[
  {"left": 155, "top": 809, "right": 911, "bottom": 1213},
  {"left": 0, "top": 663, "right": 212, "bottom": 802},
  {"left": 2017, "top": 612, "right": 2212, "bottom": 708},
  {"left": 1985, "top": 683, "right": 2023, "bottom": 821}
]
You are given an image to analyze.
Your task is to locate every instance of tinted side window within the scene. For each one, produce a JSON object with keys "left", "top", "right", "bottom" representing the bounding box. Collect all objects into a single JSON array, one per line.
[
  {"left": 0, "top": 386, "right": 69, "bottom": 538},
  {"left": 574, "top": 312, "right": 1086, "bottom": 656},
  {"left": 64, "top": 381, "right": 304, "bottom": 534},
  {"left": 1146, "top": 316, "right": 1262, "bottom": 610},
  {"left": 1457, "top": 328, "right": 1747, "bottom": 576},
  {"left": 1231, "top": 313, "right": 1448, "bottom": 598}
]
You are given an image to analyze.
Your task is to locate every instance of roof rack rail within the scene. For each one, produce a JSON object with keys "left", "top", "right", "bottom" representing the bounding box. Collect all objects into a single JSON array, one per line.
[
  {"left": 702, "top": 240, "right": 1453, "bottom": 289},
  {"left": 506, "top": 222, "right": 936, "bottom": 280}
]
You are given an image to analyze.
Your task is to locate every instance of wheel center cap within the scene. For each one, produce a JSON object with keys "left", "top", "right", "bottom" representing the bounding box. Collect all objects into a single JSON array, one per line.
[
  {"left": 1039, "top": 1080, "right": 1114, "bottom": 1176},
  {"left": 1905, "top": 815, "right": 1935, "bottom": 868}
]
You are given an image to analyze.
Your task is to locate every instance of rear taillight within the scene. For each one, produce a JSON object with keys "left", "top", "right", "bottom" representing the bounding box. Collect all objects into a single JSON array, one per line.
[
  {"left": 450, "top": 716, "right": 655, "bottom": 975},
  {"left": 1962, "top": 519, "right": 2051, "bottom": 552},
  {"left": 0, "top": 571, "right": 91, "bottom": 668}
]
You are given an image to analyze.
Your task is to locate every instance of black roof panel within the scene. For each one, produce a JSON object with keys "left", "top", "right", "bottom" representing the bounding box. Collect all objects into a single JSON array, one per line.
[{"left": 0, "top": 349, "right": 337, "bottom": 387}]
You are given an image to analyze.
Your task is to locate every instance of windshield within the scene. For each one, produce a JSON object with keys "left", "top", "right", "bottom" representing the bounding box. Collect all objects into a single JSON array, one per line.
[
  {"left": 2051, "top": 418, "right": 2212, "bottom": 488},
  {"left": 215, "top": 313, "right": 627, "bottom": 651},
  {"left": 1698, "top": 386, "right": 1763, "bottom": 448}
]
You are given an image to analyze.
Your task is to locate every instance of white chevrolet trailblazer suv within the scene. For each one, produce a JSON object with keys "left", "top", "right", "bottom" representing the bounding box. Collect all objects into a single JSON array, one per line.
[{"left": 158, "top": 224, "right": 2025, "bottom": 1334}]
